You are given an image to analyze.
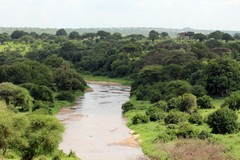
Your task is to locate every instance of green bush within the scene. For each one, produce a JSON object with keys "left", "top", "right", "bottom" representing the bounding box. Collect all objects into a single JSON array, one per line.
[
  {"left": 222, "top": 91, "right": 240, "bottom": 111},
  {"left": 154, "top": 100, "right": 168, "bottom": 111},
  {"left": 164, "top": 110, "right": 189, "bottom": 124},
  {"left": 207, "top": 107, "right": 239, "bottom": 134},
  {"left": 122, "top": 101, "right": 134, "bottom": 113},
  {"left": 56, "top": 91, "right": 75, "bottom": 102},
  {"left": 156, "top": 129, "right": 177, "bottom": 142},
  {"left": 197, "top": 95, "right": 214, "bottom": 109},
  {"left": 177, "top": 122, "right": 198, "bottom": 138},
  {"left": 146, "top": 106, "right": 165, "bottom": 121},
  {"left": 198, "top": 130, "right": 212, "bottom": 140},
  {"left": 180, "top": 93, "right": 197, "bottom": 114},
  {"left": 189, "top": 112, "right": 203, "bottom": 125},
  {"left": 132, "top": 113, "right": 150, "bottom": 125}
]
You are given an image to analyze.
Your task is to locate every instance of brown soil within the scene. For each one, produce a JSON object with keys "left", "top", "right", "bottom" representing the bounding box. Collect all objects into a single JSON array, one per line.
[
  {"left": 86, "top": 80, "right": 124, "bottom": 86},
  {"left": 110, "top": 134, "right": 141, "bottom": 147}
]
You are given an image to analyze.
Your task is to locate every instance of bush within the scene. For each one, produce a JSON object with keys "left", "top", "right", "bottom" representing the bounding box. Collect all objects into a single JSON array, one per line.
[
  {"left": 189, "top": 112, "right": 203, "bottom": 125},
  {"left": 132, "top": 113, "right": 150, "bottom": 125},
  {"left": 198, "top": 130, "right": 212, "bottom": 140},
  {"left": 32, "top": 101, "right": 53, "bottom": 114},
  {"left": 197, "top": 95, "right": 214, "bottom": 109},
  {"left": 154, "top": 100, "right": 168, "bottom": 111},
  {"left": 180, "top": 93, "right": 197, "bottom": 114},
  {"left": 56, "top": 91, "right": 75, "bottom": 102},
  {"left": 164, "top": 110, "right": 189, "bottom": 124},
  {"left": 177, "top": 122, "right": 198, "bottom": 138},
  {"left": 222, "top": 91, "right": 240, "bottom": 111},
  {"left": 146, "top": 106, "right": 165, "bottom": 121},
  {"left": 156, "top": 129, "right": 177, "bottom": 142},
  {"left": 122, "top": 101, "right": 134, "bottom": 113},
  {"left": 167, "top": 96, "right": 182, "bottom": 111},
  {"left": 207, "top": 107, "right": 239, "bottom": 134}
]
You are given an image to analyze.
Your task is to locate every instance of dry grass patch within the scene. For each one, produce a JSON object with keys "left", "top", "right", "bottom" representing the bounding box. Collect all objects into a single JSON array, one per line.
[{"left": 158, "top": 139, "right": 233, "bottom": 160}]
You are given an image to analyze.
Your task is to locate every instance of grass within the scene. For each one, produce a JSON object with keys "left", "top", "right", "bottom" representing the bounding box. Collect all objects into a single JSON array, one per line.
[
  {"left": 81, "top": 74, "right": 133, "bottom": 86},
  {"left": 52, "top": 90, "right": 84, "bottom": 114},
  {"left": 124, "top": 97, "right": 240, "bottom": 160}
]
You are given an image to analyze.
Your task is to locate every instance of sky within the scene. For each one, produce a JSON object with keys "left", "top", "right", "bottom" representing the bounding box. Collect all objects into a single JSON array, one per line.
[{"left": 0, "top": 0, "right": 240, "bottom": 30}]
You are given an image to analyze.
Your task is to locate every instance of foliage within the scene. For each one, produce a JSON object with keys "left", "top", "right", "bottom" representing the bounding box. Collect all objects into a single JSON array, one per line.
[
  {"left": 189, "top": 112, "right": 203, "bottom": 125},
  {"left": 207, "top": 107, "right": 239, "bottom": 134},
  {"left": 0, "top": 82, "right": 33, "bottom": 111},
  {"left": 122, "top": 101, "right": 134, "bottom": 113},
  {"left": 56, "top": 91, "right": 75, "bottom": 102},
  {"left": 177, "top": 122, "right": 198, "bottom": 138},
  {"left": 164, "top": 110, "right": 189, "bottom": 124},
  {"left": 222, "top": 91, "right": 240, "bottom": 110},
  {"left": 146, "top": 106, "right": 165, "bottom": 121},
  {"left": 197, "top": 95, "right": 214, "bottom": 109},
  {"left": 15, "top": 114, "right": 64, "bottom": 160},
  {"left": 132, "top": 113, "right": 150, "bottom": 125}
]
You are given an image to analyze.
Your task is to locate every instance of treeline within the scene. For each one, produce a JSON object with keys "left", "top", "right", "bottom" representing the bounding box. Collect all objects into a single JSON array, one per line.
[{"left": 1, "top": 28, "right": 240, "bottom": 159}]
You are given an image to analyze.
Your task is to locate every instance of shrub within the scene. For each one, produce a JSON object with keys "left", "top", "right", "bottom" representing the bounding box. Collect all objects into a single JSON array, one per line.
[
  {"left": 156, "top": 129, "right": 177, "bottom": 142},
  {"left": 132, "top": 113, "right": 150, "bottom": 125},
  {"left": 197, "top": 95, "right": 214, "bottom": 109},
  {"left": 222, "top": 91, "right": 240, "bottom": 111},
  {"left": 146, "top": 106, "right": 165, "bottom": 121},
  {"left": 198, "top": 130, "right": 212, "bottom": 140},
  {"left": 177, "top": 122, "right": 198, "bottom": 138},
  {"left": 56, "top": 91, "right": 75, "bottom": 102},
  {"left": 122, "top": 101, "right": 134, "bottom": 113},
  {"left": 192, "top": 85, "right": 207, "bottom": 97},
  {"left": 189, "top": 112, "right": 203, "bottom": 125},
  {"left": 180, "top": 93, "right": 197, "bottom": 114},
  {"left": 167, "top": 96, "right": 182, "bottom": 111},
  {"left": 154, "top": 100, "right": 168, "bottom": 111},
  {"left": 164, "top": 110, "right": 189, "bottom": 124},
  {"left": 207, "top": 107, "right": 239, "bottom": 134}
]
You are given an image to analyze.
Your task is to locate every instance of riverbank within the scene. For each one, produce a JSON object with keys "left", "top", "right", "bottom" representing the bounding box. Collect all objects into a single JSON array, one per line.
[{"left": 81, "top": 74, "right": 132, "bottom": 86}]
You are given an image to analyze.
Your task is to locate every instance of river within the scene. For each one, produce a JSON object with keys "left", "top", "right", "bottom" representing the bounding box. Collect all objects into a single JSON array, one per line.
[{"left": 57, "top": 83, "right": 145, "bottom": 160}]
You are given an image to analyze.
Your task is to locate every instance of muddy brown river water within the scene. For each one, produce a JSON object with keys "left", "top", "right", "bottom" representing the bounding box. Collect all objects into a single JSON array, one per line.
[{"left": 57, "top": 83, "right": 146, "bottom": 160}]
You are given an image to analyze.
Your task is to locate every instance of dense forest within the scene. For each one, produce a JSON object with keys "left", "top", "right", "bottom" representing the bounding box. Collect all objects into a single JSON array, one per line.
[{"left": 1, "top": 28, "right": 240, "bottom": 159}]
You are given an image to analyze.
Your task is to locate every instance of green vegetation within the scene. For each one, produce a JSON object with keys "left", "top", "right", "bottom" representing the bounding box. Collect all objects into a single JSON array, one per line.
[{"left": 1, "top": 28, "right": 240, "bottom": 159}]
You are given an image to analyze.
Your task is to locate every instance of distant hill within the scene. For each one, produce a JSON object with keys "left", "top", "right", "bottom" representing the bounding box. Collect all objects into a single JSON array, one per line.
[{"left": 0, "top": 27, "right": 239, "bottom": 37}]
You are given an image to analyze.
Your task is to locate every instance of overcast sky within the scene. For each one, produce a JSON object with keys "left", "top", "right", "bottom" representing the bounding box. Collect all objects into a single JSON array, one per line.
[{"left": 0, "top": 0, "right": 239, "bottom": 30}]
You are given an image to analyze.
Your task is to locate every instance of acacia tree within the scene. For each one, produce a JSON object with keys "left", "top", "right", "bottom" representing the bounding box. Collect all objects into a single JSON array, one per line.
[
  {"left": 149, "top": 30, "right": 159, "bottom": 42},
  {"left": 0, "top": 82, "right": 33, "bottom": 111},
  {"left": 205, "top": 58, "right": 240, "bottom": 96},
  {"left": 16, "top": 114, "right": 64, "bottom": 160},
  {"left": 0, "top": 110, "right": 29, "bottom": 156}
]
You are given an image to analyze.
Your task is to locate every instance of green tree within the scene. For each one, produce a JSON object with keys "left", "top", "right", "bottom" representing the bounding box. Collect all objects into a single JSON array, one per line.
[
  {"left": 11, "top": 30, "right": 28, "bottom": 40},
  {"left": 0, "top": 82, "right": 33, "bottom": 111},
  {"left": 193, "top": 33, "right": 207, "bottom": 42},
  {"left": 222, "top": 33, "right": 233, "bottom": 42},
  {"left": 223, "top": 91, "right": 240, "bottom": 111},
  {"left": 197, "top": 95, "right": 214, "bottom": 109},
  {"left": 16, "top": 114, "right": 64, "bottom": 160},
  {"left": 208, "top": 30, "right": 224, "bottom": 40},
  {"left": 0, "top": 110, "right": 28, "bottom": 156},
  {"left": 56, "top": 29, "right": 67, "bottom": 36},
  {"left": 207, "top": 107, "right": 239, "bottom": 134},
  {"left": 180, "top": 93, "right": 197, "bottom": 114},
  {"left": 149, "top": 30, "right": 159, "bottom": 42},
  {"left": 205, "top": 58, "right": 240, "bottom": 96},
  {"left": 69, "top": 31, "right": 80, "bottom": 40}
]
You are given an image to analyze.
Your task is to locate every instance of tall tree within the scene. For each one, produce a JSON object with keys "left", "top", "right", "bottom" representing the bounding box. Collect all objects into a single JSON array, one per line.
[
  {"left": 0, "top": 82, "right": 33, "bottom": 110},
  {"left": 56, "top": 29, "right": 67, "bottom": 36},
  {"left": 149, "top": 30, "right": 159, "bottom": 42}
]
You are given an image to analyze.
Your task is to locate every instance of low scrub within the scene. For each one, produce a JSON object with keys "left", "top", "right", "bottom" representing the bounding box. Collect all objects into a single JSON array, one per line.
[{"left": 158, "top": 139, "right": 232, "bottom": 160}]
